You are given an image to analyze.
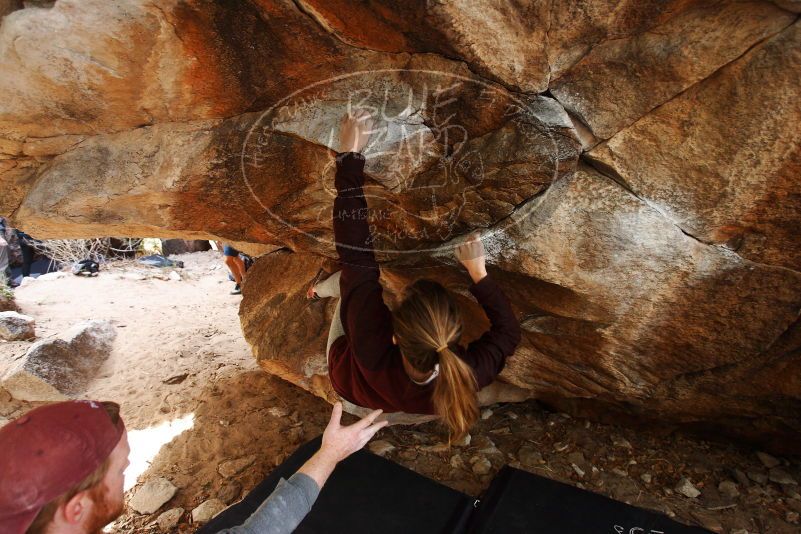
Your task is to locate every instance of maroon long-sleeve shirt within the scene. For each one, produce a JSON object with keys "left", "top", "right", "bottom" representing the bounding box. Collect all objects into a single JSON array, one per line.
[{"left": 327, "top": 152, "right": 522, "bottom": 414}]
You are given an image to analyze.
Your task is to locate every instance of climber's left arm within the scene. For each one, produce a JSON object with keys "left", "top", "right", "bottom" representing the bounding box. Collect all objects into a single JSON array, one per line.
[{"left": 333, "top": 151, "right": 397, "bottom": 371}]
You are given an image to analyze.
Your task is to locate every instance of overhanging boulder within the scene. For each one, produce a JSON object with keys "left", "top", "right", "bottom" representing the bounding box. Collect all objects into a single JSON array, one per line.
[{"left": 0, "top": 1, "right": 799, "bottom": 452}]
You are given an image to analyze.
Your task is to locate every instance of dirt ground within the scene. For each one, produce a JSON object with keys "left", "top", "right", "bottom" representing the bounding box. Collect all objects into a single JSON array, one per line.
[{"left": 1, "top": 250, "right": 799, "bottom": 533}]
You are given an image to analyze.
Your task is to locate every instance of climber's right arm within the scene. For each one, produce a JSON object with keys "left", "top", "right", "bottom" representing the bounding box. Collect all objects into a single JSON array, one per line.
[{"left": 463, "top": 275, "right": 522, "bottom": 386}]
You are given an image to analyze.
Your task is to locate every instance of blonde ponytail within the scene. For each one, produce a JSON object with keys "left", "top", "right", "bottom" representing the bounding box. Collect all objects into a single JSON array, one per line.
[
  {"left": 433, "top": 347, "right": 478, "bottom": 442},
  {"left": 392, "top": 279, "right": 479, "bottom": 442}
]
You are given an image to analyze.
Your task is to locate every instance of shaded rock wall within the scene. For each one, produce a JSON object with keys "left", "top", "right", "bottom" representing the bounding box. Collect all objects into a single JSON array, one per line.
[{"left": 1, "top": 1, "right": 799, "bottom": 452}]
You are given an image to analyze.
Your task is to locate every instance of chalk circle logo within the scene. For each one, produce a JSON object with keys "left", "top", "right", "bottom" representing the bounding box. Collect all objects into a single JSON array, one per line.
[{"left": 240, "top": 69, "right": 559, "bottom": 258}]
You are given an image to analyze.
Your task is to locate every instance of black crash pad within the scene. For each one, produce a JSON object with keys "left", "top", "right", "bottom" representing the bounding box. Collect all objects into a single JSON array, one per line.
[
  {"left": 467, "top": 465, "right": 711, "bottom": 533},
  {"left": 200, "top": 437, "right": 711, "bottom": 534},
  {"left": 199, "top": 437, "right": 474, "bottom": 534}
]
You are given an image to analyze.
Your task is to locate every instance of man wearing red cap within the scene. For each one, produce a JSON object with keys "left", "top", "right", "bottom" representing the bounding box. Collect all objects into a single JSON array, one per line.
[
  {"left": 1, "top": 400, "right": 387, "bottom": 534},
  {"left": 0, "top": 400, "right": 129, "bottom": 534}
]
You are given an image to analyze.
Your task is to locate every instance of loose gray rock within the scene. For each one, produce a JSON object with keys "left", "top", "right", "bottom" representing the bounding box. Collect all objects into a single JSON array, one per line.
[
  {"left": 192, "top": 498, "right": 227, "bottom": 523},
  {"left": 641, "top": 473, "right": 652, "bottom": 484},
  {"left": 0, "top": 311, "right": 35, "bottom": 341},
  {"left": 450, "top": 454, "right": 465, "bottom": 470},
  {"left": 480, "top": 408, "right": 493, "bottom": 420},
  {"left": 1, "top": 320, "right": 116, "bottom": 401},
  {"left": 218, "top": 455, "right": 256, "bottom": 478},
  {"left": 155, "top": 508, "right": 183, "bottom": 531},
  {"left": 756, "top": 451, "right": 781, "bottom": 469},
  {"left": 453, "top": 433, "right": 471, "bottom": 447},
  {"left": 567, "top": 451, "right": 587, "bottom": 470},
  {"left": 571, "top": 463, "right": 586, "bottom": 478},
  {"left": 368, "top": 440, "right": 396, "bottom": 457},
  {"left": 747, "top": 469, "right": 768, "bottom": 484},
  {"left": 518, "top": 445, "right": 544, "bottom": 467},
  {"left": 769, "top": 467, "right": 798, "bottom": 485},
  {"left": 478, "top": 437, "right": 501, "bottom": 456},
  {"left": 675, "top": 477, "right": 701, "bottom": 499},
  {"left": 218, "top": 481, "right": 242, "bottom": 505},
  {"left": 420, "top": 443, "right": 450, "bottom": 453},
  {"left": 733, "top": 469, "right": 751, "bottom": 487},
  {"left": 129, "top": 477, "right": 177, "bottom": 514},
  {"left": 718, "top": 480, "right": 740, "bottom": 499},
  {"left": 471, "top": 455, "right": 492, "bottom": 475},
  {"left": 612, "top": 436, "right": 633, "bottom": 449}
]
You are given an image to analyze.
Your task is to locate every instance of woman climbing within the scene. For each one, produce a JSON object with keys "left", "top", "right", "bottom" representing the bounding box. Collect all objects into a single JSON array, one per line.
[{"left": 309, "top": 109, "right": 521, "bottom": 441}]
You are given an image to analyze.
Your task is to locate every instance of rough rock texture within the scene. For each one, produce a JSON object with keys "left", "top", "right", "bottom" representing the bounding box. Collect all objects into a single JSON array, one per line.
[
  {"left": 550, "top": 2, "right": 796, "bottom": 140},
  {"left": 217, "top": 482, "right": 242, "bottom": 505},
  {"left": 217, "top": 455, "right": 256, "bottom": 478},
  {"left": 1, "top": 320, "right": 116, "bottom": 401},
  {"left": 7, "top": 74, "right": 577, "bottom": 252},
  {"left": 588, "top": 20, "right": 801, "bottom": 271},
  {"left": 191, "top": 499, "right": 226, "bottom": 524},
  {"left": 1, "top": 1, "right": 800, "bottom": 452},
  {"left": 154, "top": 508, "right": 183, "bottom": 531},
  {"left": 0, "top": 310, "right": 34, "bottom": 340},
  {"left": 129, "top": 477, "right": 178, "bottom": 515},
  {"left": 676, "top": 477, "right": 702, "bottom": 499}
]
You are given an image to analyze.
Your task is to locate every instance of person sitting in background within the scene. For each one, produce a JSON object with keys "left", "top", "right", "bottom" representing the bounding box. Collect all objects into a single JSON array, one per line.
[{"left": 0, "top": 401, "right": 386, "bottom": 534}]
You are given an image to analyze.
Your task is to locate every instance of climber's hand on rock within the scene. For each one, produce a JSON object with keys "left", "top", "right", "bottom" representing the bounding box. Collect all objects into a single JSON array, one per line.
[
  {"left": 320, "top": 402, "right": 387, "bottom": 463},
  {"left": 456, "top": 232, "right": 487, "bottom": 284},
  {"left": 339, "top": 109, "right": 373, "bottom": 154}
]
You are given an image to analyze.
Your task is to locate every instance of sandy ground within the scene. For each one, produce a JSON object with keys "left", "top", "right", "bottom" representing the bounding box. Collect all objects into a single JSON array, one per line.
[
  {"left": 1, "top": 250, "right": 258, "bottom": 429},
  {"left": 1, "top": 250, "right": 800, "bottom": 533}
]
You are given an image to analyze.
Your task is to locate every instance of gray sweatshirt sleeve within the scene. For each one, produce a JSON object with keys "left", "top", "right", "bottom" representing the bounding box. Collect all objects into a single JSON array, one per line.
[{"left": 217, "top": 473, "right": 320, "bottom": 534}]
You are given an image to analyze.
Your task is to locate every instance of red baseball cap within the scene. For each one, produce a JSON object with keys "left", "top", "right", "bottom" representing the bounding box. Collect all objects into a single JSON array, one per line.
[{"left": 0, "top": 400, "right": 126, "bottom": 534}]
